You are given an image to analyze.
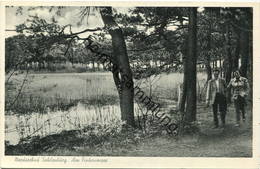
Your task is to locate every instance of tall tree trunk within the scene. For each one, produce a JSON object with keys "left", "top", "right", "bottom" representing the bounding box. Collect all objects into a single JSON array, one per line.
[
  {"left": 219, "top": 58, "right": 223, "bottom": 77},
  {"left": 180, "top": 58, "right": 187, "bottom": 113},
  {"left": 233, "top": 30, "right": 240, "bottom": 71},
  {"left": 248, "top": 34, "right": 253, "bottom": 102},
  {"left": 100, "top": 7, "right": 135, "bottom": 127},
  {"left": 205, "top": 8, "right": 212, "bottom": 81},
  {"left": 240, "top": 8, "right": 252, "bottom": 78},
  {"left": 205, "top": 54, "right": 212, "bottom": 81},
  {"left": 180, "top": 37, "right": 189, "bottom": 113},
  {"left": 185, "top": 7, "right": 197, "bottom": 122},
  {"left": 225, "top": 23, "right": 233, "bottom": 103},
  {"left": 240, "top": 30, "right": 249, "bottom": 78}
]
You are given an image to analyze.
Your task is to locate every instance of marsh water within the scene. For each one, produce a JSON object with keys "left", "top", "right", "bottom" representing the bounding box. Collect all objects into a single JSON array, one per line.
[
  {"left": 5, "top": 102, "right": 123, "bottom": 145},
  {"left": 5, "top": 102, "right": 173, "bottom": 145}
]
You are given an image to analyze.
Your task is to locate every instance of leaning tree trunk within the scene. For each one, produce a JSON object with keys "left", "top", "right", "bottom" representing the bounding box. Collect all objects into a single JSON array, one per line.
[
  {"left": 100, "top": 7, "right": 135, "bottom": 127},
  {"left": 184, "top": 7, "right": 197, "bottom": 122}
]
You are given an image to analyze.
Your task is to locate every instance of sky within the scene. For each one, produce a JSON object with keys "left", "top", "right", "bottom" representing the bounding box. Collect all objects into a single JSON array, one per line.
[
  {"left": 5, "top": 6, "right": 204, "bottom": 38},
  {"left": 5, "top": 6, "right": 131, "bottom": 38}
]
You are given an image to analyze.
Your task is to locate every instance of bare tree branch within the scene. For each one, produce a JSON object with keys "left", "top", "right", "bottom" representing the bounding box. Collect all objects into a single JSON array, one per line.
[{"left": 6, "top": 68, "right": 29, "bottom": 110}]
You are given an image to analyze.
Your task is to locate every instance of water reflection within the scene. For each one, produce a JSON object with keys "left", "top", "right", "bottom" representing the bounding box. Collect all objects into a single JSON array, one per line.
[{"left": 5, "top": 102, "right": 122, "bottom": 145}]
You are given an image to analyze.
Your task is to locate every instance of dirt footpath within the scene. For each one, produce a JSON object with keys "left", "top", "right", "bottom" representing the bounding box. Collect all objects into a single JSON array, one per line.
[{"left": 123, "top": 103, "right": 252, "bottom": 157}]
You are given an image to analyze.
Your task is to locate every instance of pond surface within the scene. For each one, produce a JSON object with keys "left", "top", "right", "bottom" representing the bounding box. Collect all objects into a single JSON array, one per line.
[
  {"left": 5, "top": 102, "right": 122, "bottom": 145},
  {"left": 5, "top": 98, "right": 178, "bottom": 145}
]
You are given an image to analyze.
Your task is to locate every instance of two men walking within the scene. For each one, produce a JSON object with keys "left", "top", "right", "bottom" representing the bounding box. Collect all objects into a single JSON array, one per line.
[{"left": 206, "top": 68, "right": 249, "bottom": 128}]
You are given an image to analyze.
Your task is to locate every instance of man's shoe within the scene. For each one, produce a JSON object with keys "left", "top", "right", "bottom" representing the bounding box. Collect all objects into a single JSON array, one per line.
[
  {"left": 243, "top": 118, "right": 246, "bottom": 122},
  {"left": 213, "top": 125, "right": 219, "bottom": 129}
]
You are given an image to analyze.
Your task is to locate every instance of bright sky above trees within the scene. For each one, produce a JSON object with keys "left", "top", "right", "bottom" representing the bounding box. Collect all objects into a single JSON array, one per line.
[
  {"left": 5, "top": 6, "right": 204, "bottom": 38},
  {"left": 5, "top": 7, "right": 132, "bottom": 38}
]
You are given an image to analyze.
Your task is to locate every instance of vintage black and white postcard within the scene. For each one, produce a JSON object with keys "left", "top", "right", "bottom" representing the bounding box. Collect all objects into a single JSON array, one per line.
[{"left": 0, "top": 1, "right": 259, "bottom": 168}]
